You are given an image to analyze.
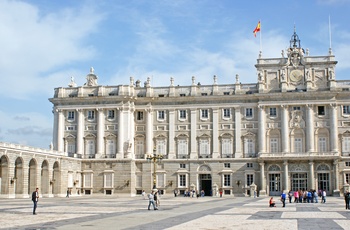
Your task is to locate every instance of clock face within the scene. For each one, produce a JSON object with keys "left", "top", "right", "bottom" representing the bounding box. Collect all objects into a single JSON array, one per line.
[{"left": 290, "top": 70, "right": 303, "bottom": 82}]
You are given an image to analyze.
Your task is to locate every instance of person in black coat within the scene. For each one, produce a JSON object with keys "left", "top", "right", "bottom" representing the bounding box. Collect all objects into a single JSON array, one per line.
[{"left": 31, "top": 188, "right": 39, "bottom": 215}]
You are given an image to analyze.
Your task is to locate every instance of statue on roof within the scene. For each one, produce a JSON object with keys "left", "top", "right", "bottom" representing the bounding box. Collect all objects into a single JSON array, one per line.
[
  {"left": 84, "top": 67, "right": 98, "bottom": 86},
  {"left": 68, "top": 76, "right": 77, "bottom": 87}
]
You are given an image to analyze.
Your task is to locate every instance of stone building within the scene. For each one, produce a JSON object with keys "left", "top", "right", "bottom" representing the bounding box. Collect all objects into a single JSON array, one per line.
[{"left": 1, "top": 31, "right": 350, "bottom": 198}]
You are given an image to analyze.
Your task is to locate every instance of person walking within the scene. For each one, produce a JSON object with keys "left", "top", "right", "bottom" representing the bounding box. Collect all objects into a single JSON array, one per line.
[
  {"left": 345, "top": 190, "right": 350, "bottom": 210},
  {"left": 281, "top": 191, "right": 286, "bottom": 208},
  {"left": 154, "top": 191, "right": 160, "bottom": 209},
  {"left": 31, "top": 188, "right": 39, "bottom": 215},
  {"left": 321, "top": 190, "right": 327, "bottom": 203},
  {"left": 66, "top": 188, "right": 70, "bottom": 198},
  {"left": 147, "top": 191, "right": 157, "bottom": 210},
  {"left": 288, "top": 190, "right": 293, "bottom": 203}
]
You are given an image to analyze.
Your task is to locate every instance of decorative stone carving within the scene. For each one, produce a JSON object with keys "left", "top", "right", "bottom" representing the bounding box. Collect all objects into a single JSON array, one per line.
[
  {"left": 68, "top": 76, "right": 77, "bottom": 87},
  {"left": 85, "top": 67, "right": 98, "bottom": 86},
  {"left": 289, "top": 163, "right": 307, "bottom": 172},
  {"left": 289, "top": 110, "right": 305, "bottom": 128}
]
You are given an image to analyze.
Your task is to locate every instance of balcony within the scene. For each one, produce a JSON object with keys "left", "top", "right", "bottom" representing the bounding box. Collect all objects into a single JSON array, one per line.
[{"left": 258, "top": 151, "right": 339, "bottom": 159}]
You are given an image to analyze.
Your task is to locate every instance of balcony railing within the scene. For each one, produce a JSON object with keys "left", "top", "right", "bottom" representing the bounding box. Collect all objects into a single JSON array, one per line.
[{"left": 258, "top": 151, "right": 339, "bottom": 158}]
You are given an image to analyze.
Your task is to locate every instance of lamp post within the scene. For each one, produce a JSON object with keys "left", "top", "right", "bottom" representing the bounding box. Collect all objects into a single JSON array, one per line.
[{"left": 146, "top": 146, "right": 163, "bottom": 190}]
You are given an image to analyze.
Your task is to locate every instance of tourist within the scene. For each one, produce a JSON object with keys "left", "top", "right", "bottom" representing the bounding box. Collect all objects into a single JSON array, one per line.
[
  {"left": 288, "top": 190, "right": 293, "bottom": 203},
  {"left": 269, "top": 197, "right": 276, "bottom": 207},
  {"left": 142, "top": 190, "right": 146, "bottom": 199},
  {"left": 154, "top": 191, "right": 160, "bottom": 209},
  {"left": 66, "top": 188, "right": 70, "bottom": 198},
  {"left": 344, "top": 190, "right": 350, "bottom": 210},
  {"left": 321, "top": 190, "right": 326, "bottom": 203},
  {"left": 147, "top": 191, "right": 157, "bottom": 210},
  {"left": 31, "top": 188, "right": 39, "bottom": 215},
  {"left": 313, "top": 190, "right": 318, "bottom": 203},
  {"left": 280, "top": 191, "right": 286, "bottom": 207},
  {"left": 293, "top": 190, "right": 299, "bottom": 203}
]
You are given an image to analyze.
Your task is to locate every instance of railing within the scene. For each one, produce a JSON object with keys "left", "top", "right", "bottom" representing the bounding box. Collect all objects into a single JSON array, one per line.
[
  {"left": 0, "top": 142, "right": 66, "bottom": 156},
  {"left": 258, "top": 151, "right": 339, "bottom": 158}
]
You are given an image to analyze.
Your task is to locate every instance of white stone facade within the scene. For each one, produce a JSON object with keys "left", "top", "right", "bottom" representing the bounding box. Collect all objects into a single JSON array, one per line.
[{"left": 1, "top": 32, "right": 350, "bottom": 198}]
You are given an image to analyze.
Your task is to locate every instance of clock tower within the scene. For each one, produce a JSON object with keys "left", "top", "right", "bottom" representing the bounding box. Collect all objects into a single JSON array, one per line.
[{"left": 255, "top": 27, "right": 337, "bottom": 93}]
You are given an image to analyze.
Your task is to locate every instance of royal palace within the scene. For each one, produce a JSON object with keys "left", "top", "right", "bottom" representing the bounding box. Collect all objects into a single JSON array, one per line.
[{"left": 1, "top": 31, "right": 350, "bottom": 198}]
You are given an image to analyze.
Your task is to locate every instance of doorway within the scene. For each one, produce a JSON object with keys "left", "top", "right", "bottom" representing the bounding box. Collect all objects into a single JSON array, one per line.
[
  {"left": 291, "top": 173, "right": 307, "bottom": 191},
  {"left": 199, "top": 174, "right": 212, "bottom": 196},
  {"left": 269, "top": 173, "right": 281, "bottom": 196}
]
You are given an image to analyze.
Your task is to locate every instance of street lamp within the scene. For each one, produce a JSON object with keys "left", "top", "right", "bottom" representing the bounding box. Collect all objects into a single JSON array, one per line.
[{"left": 146, "top": 146, "right": 163, "bottom": 190}]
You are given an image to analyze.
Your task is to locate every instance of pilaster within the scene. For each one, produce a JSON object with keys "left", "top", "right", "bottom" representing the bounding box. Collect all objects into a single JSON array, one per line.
[
  {"left": 281, "top": 105, "right": 289, "bottom": 153},
  {"left": 258, "top": 105, "right": 266, "bottom": 153},
  {"left": 234, "top": 107, "right": 242, "bottom": 158},
  {"left": 306, "top": 104, "right": 315, "bottom": 152},
  {"left": 309, "top": 161, "right": 315, "bottom": 190},
  {"left": 212, "top": 109, "right": 219, "bottom": 158},
  {"left": 76, "top": 109, "right": 84, "bottom": 156},
  {"left": 96, "top": 108, "right": 105, "bottom": 158},
  {"left": 283, "top": 161, "right": 289, "bottom": 191},
  {"left": 330, "top": 104, "right": 338, "bottom": 152},
  {"left": 190, "top": 109, "right": 197, "bottom": 159},
  {"left": 117, "top": 107, "right": 124, "bottom": 159},
  {"left": 259, "top": 162, "right": 266, "bottom": 196},
  {"left": 146, "top": 108, "right": 153, "bottom": 156},
  {"left": 168, "top": 109, "right": 175, "bottom": 159}
]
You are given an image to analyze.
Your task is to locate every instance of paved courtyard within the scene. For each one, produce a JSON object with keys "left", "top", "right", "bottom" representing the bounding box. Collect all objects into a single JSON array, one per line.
[{"left": 1, "top": 195, "right": 350, "bottom": 230}]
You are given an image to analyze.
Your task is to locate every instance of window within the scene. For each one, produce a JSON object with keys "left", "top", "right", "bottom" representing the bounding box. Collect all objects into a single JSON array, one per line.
[
  {"left": 223, "top": 108, "right": 230, "bottom": 118},
  {"left": 224, "top": 92, "right": 230, "bottom": 95},
  {"left": 346, "top": 173, "right": 350, "bottom": 184},
  {"left": 179, "top": 175, "right": 186, "bottom": 187},
  {"left": 201, "top": 109, "right": 209, "bottom": 119},
  {"left": 294, "top": 138, "right": 302, "bottom": 152},
  {"left": 86, "top": 140, "right": 95, "bottom": 156},
  {"left": 318, "top": 137, "right": 327, "bottom": 152},
  {"left": 179, "top": 110, "right": 186, "bottom": 119},
  {"left": 67, "top": 143, "right": 75, "bottom": 154},
  {"left": 224, "top": 163, "right": 231, "bottom": 168},
  {"left": 247, "top": 163, "right": 253, "bottom": 168},
  {"left": 343, "top": 105, "right": 350, "bottom": 115},
  {"left": 222, "top": 139, "right": 232, "bottom": 155},
  {"left": 158, "top": 111, "right": 165, "bottom": 120},
  {"left": 67, "top": 126, "right": 74, "bottom": 131},
  {"left": 270, "top": 138, "right": 278, "bottom": 153},
  {"left": 178, "top": 139, "right": 188, "bottom": 155},
  {"left": 106, "top": 140, "right": 115, "bottom": 155},
  {"left": 157, "top": 140, "right": 166, "bottom": 155},
  {"left": 104, "top": 173, "right": 113, "bottom": 187},
  {"left": 68, "top": 111, "right": 75, "bottom": 120},
  {"left": 246, "top": 174, "right": 254, "bottom": 186},
  {"left": 269, "top": 107, "right": 277, "bottom": 117},
  {"left": 180, "top": 164, "right": 186, "bottom": 169},
  {"left": 108, "top": 110, "right": 115, "bottom": 119},
  {"left": 343, "top": 137, "right": 350, "bottom": 153},
  {"left": 345, "top": 162, "right": 350, "bottom": 167},
  {"left": 135, "top": 140, "right": 144, "bottom": 155},
  {"left": 180, "top": 94, "right": 186, "bottom": 97},
  {"left": 137, "top": 111, "right": 144, "bottom": 121},
  {"left": 318, "top": 106, "right": 325, "bottom": 116},
  {"left": 245, "top": 108, "right": 253, "bottom": 117},
  {"left": 201, "top": 93, "right": 208, "bottom": 96},
  {"left": 244, "top": 139, "right": 255, "bottom": 156},
  {"left": 87, "top": 110, "right": 95, "bottom": 120},
  {"left": 224, "top": 174, "right": 231, "bottom": 186},
  {"left": 199, "top": 139, "right": 209, "bottom": 155},
  {"left": 293, "top": 106, "right": 301, "bottom": 110}
]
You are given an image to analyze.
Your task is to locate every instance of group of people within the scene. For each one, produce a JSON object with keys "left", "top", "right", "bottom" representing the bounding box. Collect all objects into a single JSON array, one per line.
[
  {"left": 147, "top": 190, "right": 160, "bottom": 210},
  {"left": 269, "top": 189, "right": 327, "bottom": 208},
  {"left": 173, "top": 189, "right": 206, "bottom": 198}
]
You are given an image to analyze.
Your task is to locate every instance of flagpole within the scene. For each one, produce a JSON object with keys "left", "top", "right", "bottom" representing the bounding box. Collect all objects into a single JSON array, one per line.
[
  {"left": 328, "top": 15, "right": 332, "bottom": 49},
  {"left": 259, "top": 19, "right": 262, "bottom": 53}
]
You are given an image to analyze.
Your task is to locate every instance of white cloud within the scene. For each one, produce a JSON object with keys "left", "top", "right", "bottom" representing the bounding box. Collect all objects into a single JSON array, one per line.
[{"left": 0, "top": 0, "right": 104, "bottom": 99}]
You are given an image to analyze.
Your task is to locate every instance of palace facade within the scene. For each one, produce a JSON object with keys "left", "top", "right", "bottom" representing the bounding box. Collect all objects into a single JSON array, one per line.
[{"left": 1, "top": 31, "right": 350, "bottom": 198}]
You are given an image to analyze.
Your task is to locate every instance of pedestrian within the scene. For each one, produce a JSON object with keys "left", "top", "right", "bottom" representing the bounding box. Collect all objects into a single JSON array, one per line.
[
  {"left": 293, "top": 190, "right": 299, "bottom": 203},
  {"left": 142, "top": 190, "right": 146, "bottom": 199},
  {"left": 154, "top": 191, "right": 160, "bottom": 208},
  {"left": 281, "top": 191, "right": 286, "bottom": 208},
  {"left": 344, "top": 190, "right": 350, "bottom": 210},
  {"left": 313, "top": 190, "right": 318, "bottom": 203},
  {"left": 219, "top": 189, "right": 223, "bottom": 198},
  {"left": 288, "top": 190, "right": 292, "bottom": 203},
  {"left": 147, "top": 191, "right": 157, "bottom": 210},
  {"left": 173, "top": 189, "right": 177, "bottom": 197},
  {"left": 66, "top": 188, "right": 70, "bottom": 198},
  {"left": 31, "top": 187, "right": 39, "bottom": 215},
  {"left": 321, "top": 190, "right": 326, "bottom": 203}
]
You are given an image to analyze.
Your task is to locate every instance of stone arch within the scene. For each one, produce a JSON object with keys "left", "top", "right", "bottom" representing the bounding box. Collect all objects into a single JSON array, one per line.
[
  {"left": 52, "top": 161, "right": 60, "bottom": 195},
  {"left": 41, "top": 160, "right": 50, "bottom": 196},
  {"left": 198, "top": 165, "right": 211, "bottom": 172},
  {"left": 268, "top": 164, "right": 281, "bottom": 171},
  {"left": 28, "top": 158, "right": 37, "bottom": 194},
  {"left": 316, "top": 163, "right": 330, "bottom": 171},
  {"left": 0, "top": 155, "right": 10, "bottom": 195},
  {"left": 14, "top": 157, "right": 24, "bottom": 195}
]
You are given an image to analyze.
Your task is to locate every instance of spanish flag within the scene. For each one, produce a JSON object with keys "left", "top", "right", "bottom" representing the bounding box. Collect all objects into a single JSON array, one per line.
[{"left": 253, "top": 21, "right": 261, "bottom": 37}]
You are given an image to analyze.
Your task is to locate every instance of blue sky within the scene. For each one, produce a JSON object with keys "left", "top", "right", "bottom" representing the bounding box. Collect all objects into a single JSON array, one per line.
[{"left": 0, "top": 0, "right": 349, "bottom": 149}]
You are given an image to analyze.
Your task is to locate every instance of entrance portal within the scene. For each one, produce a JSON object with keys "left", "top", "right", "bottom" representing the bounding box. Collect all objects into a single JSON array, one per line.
[
  {"left": 199, "top": 174, "right": 212, "bottom": 196},
  {"left": 291, "top": 173, "right": 307, "bottom": 191},
  {"left": 269, "top": 173, "right": 281, "bottom": 196}
]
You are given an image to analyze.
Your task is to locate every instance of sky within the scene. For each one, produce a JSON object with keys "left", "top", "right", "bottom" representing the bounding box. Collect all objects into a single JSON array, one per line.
[{"left": 0, "top": 0, "right": 350, "bottom": 149}]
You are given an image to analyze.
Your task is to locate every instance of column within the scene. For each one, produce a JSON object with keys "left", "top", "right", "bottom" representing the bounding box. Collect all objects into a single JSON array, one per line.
[
  {"left": 168, "top": 109, "right": 175, "bottom": 159},
  {"left": 96, "top": 108, "right": 105, "bottom": 158},
  {"left": 258, "top": 105, "right": 266, "bottom": 153},
  {"left": 146, "top": 108, "right": 153, "bottom": 156},
  {"left": 309, "top": 161, "right": 315, "bottom": 190},
  {"left": 190, "top": 109, "right": 197, "bottom": 159},
  {"left": 8, "top": 165, "right": 15, "bottom": 198},
  {"left": 306, "top": 104, "right": 315, "bottom": 152},
  {"left": 281, "top": 105, "right": 289, "bottom": 153},
  {"left": 283, "top": 161, "right": 289, "bottom": 191},
  {"left": 330, "top": 104, "right": 339, "bottom": 152},
  {"left": 259, "top": 162, "right": 266, "bottom": 196},
  {"left": 76, "top": 109, "right": 84, "bottom": 157},
  {"left": 57, "top": 109, "right": 65, "bottom": 152},
  {"left": 52, "top": 108, "right": 58, "bottom": 150},
  {"left": 234, "top": 107, "right": 242, "bottom": 158},
  {"left": 117, "top": 107, "right": 124, "bottom": 158},
  {"left": 22, "top": 166, "right": 29, "bottom": 198},
  {"left": 212, "top": 109, "right": 219, "bottom": 158},
  {"left": 334, "top": 160, "right": 340, "bottom": 195}
]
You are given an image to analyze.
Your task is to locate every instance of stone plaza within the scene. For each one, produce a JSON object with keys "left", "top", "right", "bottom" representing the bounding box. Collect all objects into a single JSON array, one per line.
[{"left": 1, "top": 195, "right": 350, "bottom": 229}]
